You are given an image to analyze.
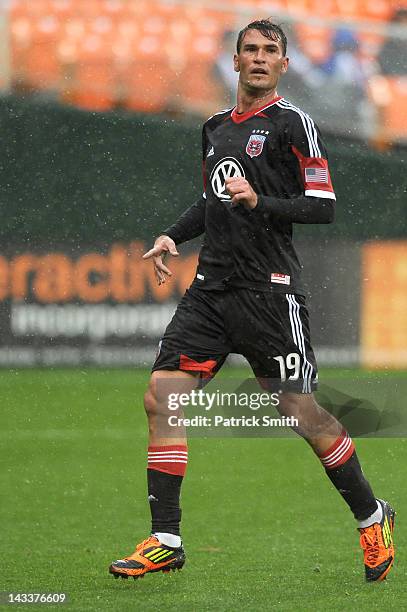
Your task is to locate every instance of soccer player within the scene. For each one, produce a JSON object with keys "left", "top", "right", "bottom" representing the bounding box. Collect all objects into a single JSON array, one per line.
[{"left": 109, "top": 19, "right": 395, "bottom": 582}]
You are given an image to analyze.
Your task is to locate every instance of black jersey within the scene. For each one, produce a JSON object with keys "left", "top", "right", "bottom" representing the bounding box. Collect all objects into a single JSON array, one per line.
[{"left": 163, "top": 96, "right": 336, "bottom": 295}]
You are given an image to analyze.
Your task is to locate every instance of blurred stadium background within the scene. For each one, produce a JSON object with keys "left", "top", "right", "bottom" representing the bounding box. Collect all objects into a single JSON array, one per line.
[
  {"left": 0, "top": 0, "right": 406, "bottom": 370},
  {"left": 1, "top": 3, "right": 406, "bottom": 607}
]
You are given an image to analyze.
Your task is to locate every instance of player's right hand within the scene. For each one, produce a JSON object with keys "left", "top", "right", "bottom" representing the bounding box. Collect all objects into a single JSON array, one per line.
[{"left": 142, "top": 235, "right": 179, "bottom": 285}]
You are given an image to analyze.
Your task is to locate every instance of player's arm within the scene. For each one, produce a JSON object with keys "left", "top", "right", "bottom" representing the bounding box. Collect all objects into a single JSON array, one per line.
[
  {"left": 264, "top": 113, "right": 335, "bottom": 223},
  {"left": 160, "top": 195, "right": 207, "bottom": 245},
  {"left": 226, "top": 178, "right": 334, "bottom": 223},
  {"left": 143, "top": 197, "right": 206, "bottom": 285},
  {"left": 162, "top": 122, "right": 210, "bottom": 244},
  {"left": 255, "top": 192, "right": 334, "bottom": 224},
  {"left": 162, "top": 123, "right": 210, "bottom": 243},
  {"left": 143, "top": 127, "right": 208, "bottom": 285},
  {"left": 226, "top": 113, "right": 335, "bottom": 224}
]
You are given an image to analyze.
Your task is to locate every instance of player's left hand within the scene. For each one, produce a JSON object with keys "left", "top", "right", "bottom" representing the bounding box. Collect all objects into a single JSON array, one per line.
[{"left": 225, "top": 177, "right": 258, "bottom": 210}]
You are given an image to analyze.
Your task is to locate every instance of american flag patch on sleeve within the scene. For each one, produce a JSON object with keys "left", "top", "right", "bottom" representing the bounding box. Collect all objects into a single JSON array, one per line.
[{"left": 305, "top": 167, "right": 328, "bottom": 183}]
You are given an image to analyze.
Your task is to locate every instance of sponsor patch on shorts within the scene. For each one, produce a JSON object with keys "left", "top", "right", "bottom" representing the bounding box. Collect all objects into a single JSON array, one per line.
[{"left": 271, "top": 273, "right": 290, "bottom": 285}]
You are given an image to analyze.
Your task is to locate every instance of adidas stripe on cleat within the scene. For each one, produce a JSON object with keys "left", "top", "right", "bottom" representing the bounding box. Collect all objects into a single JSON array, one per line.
[
  {"left": 109, "top": 535, "right": 186, "bottom": 579},
  {"left": 359, "top": 499, "right": 396, "bottom": 582}
]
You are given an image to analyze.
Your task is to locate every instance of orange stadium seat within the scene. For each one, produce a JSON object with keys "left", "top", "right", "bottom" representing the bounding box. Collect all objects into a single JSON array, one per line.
[
  {"left": 362, "top": 0, "right": 393, "bottom": 21},
  {"left": 11, "top": 13, "right": 62, "bottom": 89},
  {"left": 177, "top": 58, "right": 223, "bottom": 117},
  {"left": 225, "top": 0, "right": 256, "bottom": 13},
  {"left": 285, "top": 0, "right": 311, "bottom": 15},
  {"left": 11, "top": 0, "right": 48, "bottom": 17},
  {"left": 34, "top": 14, "right": 61, "bottom": 41},
  {"left": 49, "top": 0, "right": 76, "bottom": 18},
  {"left": 102, "top": 0, "right": 128, "bottom": 16},
  {"left": 333, "top": 0, "right": 360, "bottom": 18},
  {"left": 251, "top": 0, "right": 287, "bottom": 13},
  {"left": 10, "top": 16, "right": 32, "bottom": 84},
  {"left": 89, "top": 15, "right": 115, "bottom": 36},
  {"left": 24, "top": 41, "right": 61, "bottom": 89},
  {"left": 168, "top": 17, "right": 193, "bottom": 42},
  {"left": 68, "top": 66, "right": 117, "bottom": 111},
  {"left": 63, "top": 17, "right": 86, "bottom": 42},
  {"left": 118, "top": 36, "right": 175, "bottom": 113},
  {"left": 57, "top": 37, "right": 80, "bottom": 65},
  {"left": 127, "top": 0, "right": 158, "bottom": 19},
  {"left": 123, "top": 62, "right": 175, "bottom": 113},
  {"left": 114, "top": 19, "right": 139, "bottom": 48},
  {"left": 75, "top": 0, "right": 102, "bottom": 19},
  {"left": 203, "top": 7, "right": 238, "bottom": 31},
  {"left": 193, "top": 14, "right": 228, "bottom": 38},
  {"left": 295, "top": 24, "right": 332, "bottom": 63},
  {"left": 64, "top": 35, "right": 117, "bottom": 110},
  {"left": 141, "top": 15, "right": 167, "bottom": 36},
  {"left": 9, "top": 0, "right": 28, "bottom": 19},
  {"left": 8, "top": 0, "right": 399, "bottom": 118},
  {"left": 368, "top": 75, "right": 407, "bottom": 146},
  {"left": 192, "top": 30, "right": 221, "bottom": 60},
  {"left": 309, "top": 0, "right": 339, "bottom": 16},
  {"left": 10, "top": 15, "right": 32, "bottom": 51}
]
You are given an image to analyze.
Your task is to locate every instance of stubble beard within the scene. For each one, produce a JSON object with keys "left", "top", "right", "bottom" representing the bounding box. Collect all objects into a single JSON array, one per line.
[{"left": 242, "top": 78, "right": 277, "bottom": 102}]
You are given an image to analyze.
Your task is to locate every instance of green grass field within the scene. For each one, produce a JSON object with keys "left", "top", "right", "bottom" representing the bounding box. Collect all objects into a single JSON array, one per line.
[{"left": 1, "top": 369, "right": 406, "bottom": 611}]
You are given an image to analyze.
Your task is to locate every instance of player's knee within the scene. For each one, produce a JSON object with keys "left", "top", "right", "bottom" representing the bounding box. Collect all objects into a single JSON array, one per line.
[
  {"left": 144, "top": 374, "right": 161, "bottom": 417},
  {"left": 144, "top": 372, "right": 168, "bottom": 417},
  {"left": 144, "top": 387, "right": 157, "bottom": 417},
  {"left": 277, "top": 393, "right": 303, "bottom": 419}
]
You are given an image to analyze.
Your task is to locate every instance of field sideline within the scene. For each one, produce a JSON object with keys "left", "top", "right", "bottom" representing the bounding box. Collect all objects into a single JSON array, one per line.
[{"left": 1, "top": 368, "right": 406, "bottom": 611}]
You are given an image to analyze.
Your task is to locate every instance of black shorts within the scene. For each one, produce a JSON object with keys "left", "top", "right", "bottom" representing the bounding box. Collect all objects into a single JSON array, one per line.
[{"left": 152, "top": 286, "right": 318, "bottom": 393}]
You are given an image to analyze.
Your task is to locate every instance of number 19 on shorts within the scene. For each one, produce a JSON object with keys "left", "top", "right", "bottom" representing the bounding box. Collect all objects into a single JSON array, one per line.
[{"left": 273, "top": 353, "right": 301, "bottom": 381}]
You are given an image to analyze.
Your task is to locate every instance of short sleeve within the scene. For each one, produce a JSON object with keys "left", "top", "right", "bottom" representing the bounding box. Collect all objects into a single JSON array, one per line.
[{"left": 288, "top": 110, "right": 336, "bottom": 200}]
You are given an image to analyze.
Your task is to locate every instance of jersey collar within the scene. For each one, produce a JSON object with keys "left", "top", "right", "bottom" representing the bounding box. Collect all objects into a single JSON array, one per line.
[{"left": 230, "top": 96, "right": 283, "bottom": 124}]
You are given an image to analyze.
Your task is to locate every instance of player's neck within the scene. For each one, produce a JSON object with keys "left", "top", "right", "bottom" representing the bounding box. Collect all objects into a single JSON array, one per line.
[{"left": 236, "top": 86, "right": 279, "bottom": 114}]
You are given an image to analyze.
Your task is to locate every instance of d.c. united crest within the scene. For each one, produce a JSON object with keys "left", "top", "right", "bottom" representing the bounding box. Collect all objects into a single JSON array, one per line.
[{"left": 246, "top": 133, "right": 266, "bottom": 158}]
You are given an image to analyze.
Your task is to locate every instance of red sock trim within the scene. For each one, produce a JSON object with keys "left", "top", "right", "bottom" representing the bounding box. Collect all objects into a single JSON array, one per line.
[
  {"left": 319, "top": 429, "right": 355, "bottom": 470},
  {"left": 147, "top": 445, "right": 188, "bottom": 476}
]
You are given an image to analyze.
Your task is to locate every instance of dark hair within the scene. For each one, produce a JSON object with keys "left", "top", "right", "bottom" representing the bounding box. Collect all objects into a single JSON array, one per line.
[{"left": 236, "top": 19, "right": 287, "bottom": 56}]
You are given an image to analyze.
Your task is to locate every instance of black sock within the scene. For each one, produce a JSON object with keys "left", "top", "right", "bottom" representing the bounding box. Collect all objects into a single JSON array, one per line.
[
  {"left": 147, "top": 469, "right": 183, "bottom": 537},
  {"left": 325, "top": 451, "right": 378, "bottom": 521}
]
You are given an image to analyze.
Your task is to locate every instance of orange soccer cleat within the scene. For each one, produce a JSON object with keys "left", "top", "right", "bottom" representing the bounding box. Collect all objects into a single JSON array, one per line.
[
  {"left": 359, "top": 499, "right": 396, "bottom": 582},
  {"left": 109, "top": 535, "right": 186, "bottom": 580}
]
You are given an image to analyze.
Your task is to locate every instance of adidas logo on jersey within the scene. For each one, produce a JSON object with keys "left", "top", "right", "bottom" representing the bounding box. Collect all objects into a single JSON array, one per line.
[{"left": 207, "top": 146, "right": 215, "bottom": 157}]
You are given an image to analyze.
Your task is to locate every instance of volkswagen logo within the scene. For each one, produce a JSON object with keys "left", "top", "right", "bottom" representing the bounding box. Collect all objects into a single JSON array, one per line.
[{"left": 210, "top": 157, "right": 245, "bottom": 202}]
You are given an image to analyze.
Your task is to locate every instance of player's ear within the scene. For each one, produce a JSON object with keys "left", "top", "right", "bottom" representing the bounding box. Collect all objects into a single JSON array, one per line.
[
  {"left": 233, "top": 54, "right": 240, "bottom": 73},
  {"left": 280, "top": 56, "right": 289, "bottom": 74}
]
